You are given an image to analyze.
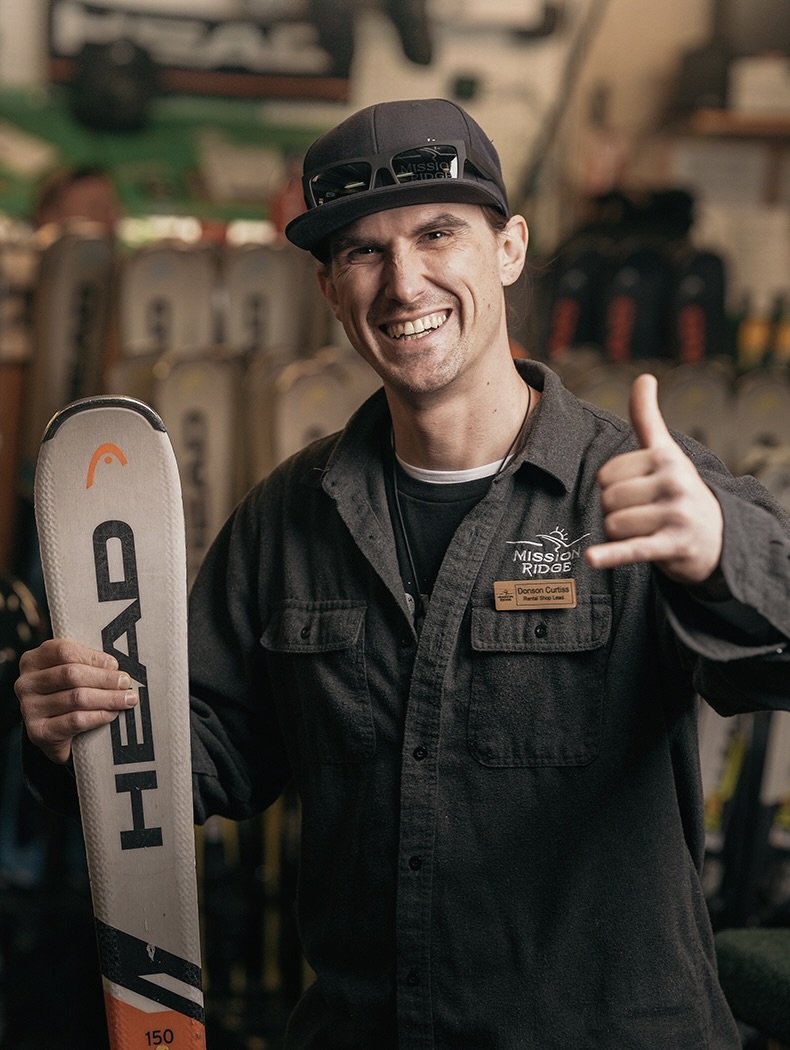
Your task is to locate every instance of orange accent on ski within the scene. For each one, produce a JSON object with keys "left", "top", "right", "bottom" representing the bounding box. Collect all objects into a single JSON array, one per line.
[
  {"left": 103, "top": 991, "right": 206, "bottom": 1049},
  {"left": 87, "top": 443, "right": 128, "bottom": 489}
]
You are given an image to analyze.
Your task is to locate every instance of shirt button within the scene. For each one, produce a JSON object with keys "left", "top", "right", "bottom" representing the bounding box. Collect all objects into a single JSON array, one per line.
[
  {"left": 405, "top": 969, "right": 421, "bottom": 986},
  {"left": 400, "top": 635, "right": 412, "bottom": 649},
  {"left": 300, "top": 624, "right": 311, "bottom": 639},
  {"left": 408, "top": 855, "right": 423, "bottom": 871},
  {"left": 535, "top": 622, "right": 548, "bottom": 638},
  {"left": 413, "top": 745, "right": 428, "bottom": 761}
]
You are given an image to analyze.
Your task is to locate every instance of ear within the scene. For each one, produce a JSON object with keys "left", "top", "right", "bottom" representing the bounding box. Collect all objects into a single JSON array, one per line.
[{"left": 499, "top": 214, "right": 529, "bottom": 288}]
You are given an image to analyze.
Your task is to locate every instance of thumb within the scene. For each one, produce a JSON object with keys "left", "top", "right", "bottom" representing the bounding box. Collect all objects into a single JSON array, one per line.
[{"left": 629, "top": 373, "right": 671, "bottom": 449}]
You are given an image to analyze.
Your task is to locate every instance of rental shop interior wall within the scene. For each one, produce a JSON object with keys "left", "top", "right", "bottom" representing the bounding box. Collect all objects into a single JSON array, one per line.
[{"left": 0, "top": 0, "right": 714, "bottom": 250}]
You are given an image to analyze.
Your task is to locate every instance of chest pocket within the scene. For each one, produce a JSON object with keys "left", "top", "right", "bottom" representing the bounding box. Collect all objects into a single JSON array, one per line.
[
  {"left": 468, "top": 595, "right": 611, "bottom": 767},
  {"left": 261, "top": 600, "right": 375, "bottom": 764}
]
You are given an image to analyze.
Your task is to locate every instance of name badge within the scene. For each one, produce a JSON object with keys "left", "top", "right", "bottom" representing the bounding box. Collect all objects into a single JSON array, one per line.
[{"left": 494, "top": 579, "right": 577, "bottom": 611}]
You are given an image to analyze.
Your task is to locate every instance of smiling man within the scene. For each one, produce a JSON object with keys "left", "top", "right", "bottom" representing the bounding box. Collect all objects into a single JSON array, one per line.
[
  {"left": 15, "top": 99, "right": 790, "bottom": 1049},
  {"left": 318, "top": 203, "right": 531, "bottom": 468}
]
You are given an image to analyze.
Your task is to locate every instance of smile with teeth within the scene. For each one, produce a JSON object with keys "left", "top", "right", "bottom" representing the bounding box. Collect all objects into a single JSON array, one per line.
[{"left": 385, "top": 311, "right": 448, "bottom": 340}]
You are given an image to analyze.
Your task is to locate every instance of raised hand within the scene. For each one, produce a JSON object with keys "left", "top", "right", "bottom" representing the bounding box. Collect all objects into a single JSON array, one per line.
[{"left": 585, "top": 373, "right": 724, "bottom": 584}]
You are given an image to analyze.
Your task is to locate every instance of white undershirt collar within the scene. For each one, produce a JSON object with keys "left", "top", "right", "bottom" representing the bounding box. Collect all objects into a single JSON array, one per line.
[{"left": 394, "top": 451, "right": 511, "bottom": 484}]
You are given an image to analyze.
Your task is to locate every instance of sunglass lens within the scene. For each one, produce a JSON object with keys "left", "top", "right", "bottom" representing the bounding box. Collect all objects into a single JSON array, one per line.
[{"left": 310, "top": 162, "right": 373, "bottom": 205}]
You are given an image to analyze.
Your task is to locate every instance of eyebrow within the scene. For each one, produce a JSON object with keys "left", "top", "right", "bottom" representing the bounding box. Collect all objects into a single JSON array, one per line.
[
  {"left": 330, "top": 211, "right": 473, "bottom": 258},
  {"left": 411, "top": 212, "right": 473, "bottom": 236}
]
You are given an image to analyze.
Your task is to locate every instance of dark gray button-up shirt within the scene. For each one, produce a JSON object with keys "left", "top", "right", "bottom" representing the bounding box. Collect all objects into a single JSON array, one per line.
[{"left": 186, "top": 361, "right": 790, "bottom": 1048}]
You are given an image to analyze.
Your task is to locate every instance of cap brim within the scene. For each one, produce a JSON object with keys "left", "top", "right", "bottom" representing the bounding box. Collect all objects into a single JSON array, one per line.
[{"left": 285, "top": 179, "right": 510, "bottom": 257}]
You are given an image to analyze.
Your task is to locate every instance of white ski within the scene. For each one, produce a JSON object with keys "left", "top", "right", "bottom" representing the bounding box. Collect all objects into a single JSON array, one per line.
[{"left": 34, "top": 395, "right": 205, "bottom": 1049}]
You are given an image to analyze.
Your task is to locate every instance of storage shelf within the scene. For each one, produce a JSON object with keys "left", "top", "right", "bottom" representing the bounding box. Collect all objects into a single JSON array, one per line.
[{"left": 686, "top": 108, "right": 790, "bottom": 138}]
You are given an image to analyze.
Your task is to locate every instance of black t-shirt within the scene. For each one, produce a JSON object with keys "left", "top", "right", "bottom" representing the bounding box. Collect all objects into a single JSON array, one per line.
[{"left": 385, "top": 453, "right": 491, "bottom": 626}]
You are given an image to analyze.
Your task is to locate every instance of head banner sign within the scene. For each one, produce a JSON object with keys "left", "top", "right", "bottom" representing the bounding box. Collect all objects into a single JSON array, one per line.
[{"left": 47, "top": 0, "right": 353, "bottom": 103}]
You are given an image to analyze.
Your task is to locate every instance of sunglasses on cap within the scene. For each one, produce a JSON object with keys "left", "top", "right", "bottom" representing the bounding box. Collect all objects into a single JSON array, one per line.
[{"left": 303, "top": 141, "right": 503, "bottom": 208}]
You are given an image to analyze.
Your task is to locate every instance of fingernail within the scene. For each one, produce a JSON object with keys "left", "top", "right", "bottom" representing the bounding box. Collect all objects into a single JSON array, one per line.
[
  {"left": 118, "top": 673, "right": 131, "bottom": 690},
  {"left": 124, "top": 691, "right": 139, "bottom": 707}
]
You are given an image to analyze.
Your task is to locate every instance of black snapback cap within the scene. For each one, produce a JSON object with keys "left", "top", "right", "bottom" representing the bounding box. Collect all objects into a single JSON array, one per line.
[{"left": 285, "top": 98, "right": 510, "bottom": 258}]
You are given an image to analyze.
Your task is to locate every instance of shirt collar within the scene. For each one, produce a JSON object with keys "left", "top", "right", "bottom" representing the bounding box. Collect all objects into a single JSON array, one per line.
[
  {"left": 320, "top": 359, "right": 593, "bottom": 497},
  {"left": 501, "top": 360, "right": 592, "bottom": 494}
]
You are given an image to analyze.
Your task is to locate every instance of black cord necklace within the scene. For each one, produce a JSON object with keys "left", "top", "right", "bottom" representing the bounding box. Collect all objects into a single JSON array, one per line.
[
  {"left": 391, "top": 454, "right": 426, "bottom": 626},
  {"left": 491, "top": 382, "right": 533, "bottom": 481},
  {"left": 391, "top": 383, "right": 533, "bottom": 627}
]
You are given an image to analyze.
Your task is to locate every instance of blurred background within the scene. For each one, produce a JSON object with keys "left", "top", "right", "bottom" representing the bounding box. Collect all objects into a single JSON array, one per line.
[{"left": 1, "top": 0, "right": 790, "bottom": 1047}]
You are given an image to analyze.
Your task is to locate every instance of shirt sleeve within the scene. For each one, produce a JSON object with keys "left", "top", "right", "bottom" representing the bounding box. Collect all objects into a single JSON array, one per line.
[
  {"left": 657, "top": 468, "right": 790, "bottom": 716},
  {"left": 186, "top": 482, "right": 292, "bottom": 826},
  {"left": 21, "top": 729, "right": 81, "bottom": 819}
]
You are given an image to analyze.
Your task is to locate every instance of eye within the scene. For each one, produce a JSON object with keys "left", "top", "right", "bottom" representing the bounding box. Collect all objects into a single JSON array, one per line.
[
  {"left": 421, "top": 228, "right": 455, "bottom": 247},
  {"left": 345, "top": 244, "right": 381, "bottom": 264}
]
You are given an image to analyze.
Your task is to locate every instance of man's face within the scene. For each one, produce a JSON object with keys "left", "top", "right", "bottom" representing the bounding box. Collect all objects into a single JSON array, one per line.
[{"left": 318, "top": 202, "right": 527, "bottom": 402}]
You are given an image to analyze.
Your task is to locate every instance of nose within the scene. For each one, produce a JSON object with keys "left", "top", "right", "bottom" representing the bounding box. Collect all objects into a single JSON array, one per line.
[{"left": 381, "top": 244, "right": 428, "bottom": 305}]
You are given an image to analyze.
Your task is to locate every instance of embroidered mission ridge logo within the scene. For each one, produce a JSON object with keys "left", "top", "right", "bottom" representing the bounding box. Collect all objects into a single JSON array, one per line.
[
  {"left": 506, "top": 527, "right": 591, "bottom": 577},
  {"left": 493, "top": 527, "right": 590, "bottom": 610}
]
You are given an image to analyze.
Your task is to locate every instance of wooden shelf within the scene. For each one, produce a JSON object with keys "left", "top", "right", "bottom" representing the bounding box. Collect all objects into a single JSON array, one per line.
[{"left": 686, "top": 108, "right": 790, "bottom": 138}]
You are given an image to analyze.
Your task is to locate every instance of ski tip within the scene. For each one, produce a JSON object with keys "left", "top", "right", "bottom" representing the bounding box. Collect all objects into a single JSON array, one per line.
[{"left": 42, "top": 395, "right": 167, "bottom": 442}]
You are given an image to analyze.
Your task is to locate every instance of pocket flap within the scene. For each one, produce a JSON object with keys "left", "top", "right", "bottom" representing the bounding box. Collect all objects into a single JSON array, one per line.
[
  {"left": 262, "top": 600, "right": 366, "bottom": 653},
  {"left": 471, "top": 595, "right": 611, "bottom": 654}
]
